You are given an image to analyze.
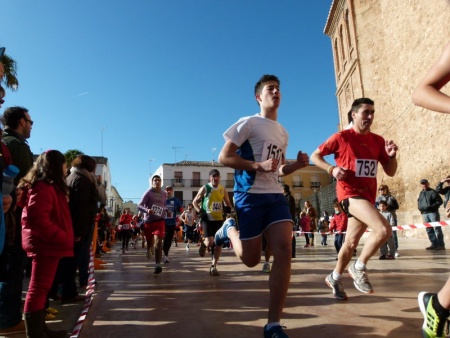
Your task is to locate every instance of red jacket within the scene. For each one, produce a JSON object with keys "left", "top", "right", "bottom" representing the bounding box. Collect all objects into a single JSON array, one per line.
[
  {"left": 329, "top": 213, "right": 348, "bottom": 233},
  {"left": 119, "top": 214, "right": 133, "bottom": 225},
  {"left": 22, "top": 181, "right": 74, "bottom": 257}
]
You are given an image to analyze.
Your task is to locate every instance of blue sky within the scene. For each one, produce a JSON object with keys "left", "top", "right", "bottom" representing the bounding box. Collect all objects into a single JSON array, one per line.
[{"left": 1, "top": 1, "right": 338, "bottom": 201}]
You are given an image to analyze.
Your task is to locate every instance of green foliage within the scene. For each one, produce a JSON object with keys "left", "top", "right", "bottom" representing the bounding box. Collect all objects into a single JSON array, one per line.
[
  {"left": 64, "top": 149, "right": 83, "bottom": 167},
  {"left": 1, "top": 54, "right": 19, "bottom": 91}
]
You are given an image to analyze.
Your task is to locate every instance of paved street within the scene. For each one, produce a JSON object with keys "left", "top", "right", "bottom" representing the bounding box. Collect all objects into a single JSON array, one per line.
[{"left": 4, "top": 233, "right": 449, "bottom": 338}]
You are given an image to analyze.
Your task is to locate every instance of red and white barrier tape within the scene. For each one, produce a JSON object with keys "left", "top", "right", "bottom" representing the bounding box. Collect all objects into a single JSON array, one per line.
[
  {"left": 294, "top": 220, "right": 450, "bottom": 235},
  {"left": 70, "top": 244, "right": 97, "bottom": 338}
]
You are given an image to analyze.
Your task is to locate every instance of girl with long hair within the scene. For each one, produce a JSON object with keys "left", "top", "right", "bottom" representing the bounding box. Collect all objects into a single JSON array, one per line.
[{"left": 19, "top": 150, "right": 73, "bottom": 338}]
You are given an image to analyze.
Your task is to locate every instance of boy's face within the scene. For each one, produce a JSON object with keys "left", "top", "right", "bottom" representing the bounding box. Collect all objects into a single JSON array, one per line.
[
  {"left": 256, "top": 81, "right": 281, "bottom": 109},
  {"left": 378, "top": 203, "right": 387, "bottom": 211}
]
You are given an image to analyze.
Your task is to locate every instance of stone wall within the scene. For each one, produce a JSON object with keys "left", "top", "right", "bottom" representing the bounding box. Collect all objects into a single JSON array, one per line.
[{"left": 325, "top": 0, "right": 450, "bottom": 239}]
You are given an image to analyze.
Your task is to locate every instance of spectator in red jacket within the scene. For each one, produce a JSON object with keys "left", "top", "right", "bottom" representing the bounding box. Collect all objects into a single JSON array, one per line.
[
  {"left": 19, "top": 150, "right": 74, "bottom": 338},
  {"left": 118, "top": 208, "right": 133, "bottom": 253},
  {"left": 329, "top": 202, "right": 348, "bottom": 257}
]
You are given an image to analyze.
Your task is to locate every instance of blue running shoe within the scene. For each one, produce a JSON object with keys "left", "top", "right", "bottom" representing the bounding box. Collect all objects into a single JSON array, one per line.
[
  {"left": 214, "top": 218, "right": 236, "bottom": 247},
  {"left": 263, "top": 324, "right": 289, "bottom": 338}
]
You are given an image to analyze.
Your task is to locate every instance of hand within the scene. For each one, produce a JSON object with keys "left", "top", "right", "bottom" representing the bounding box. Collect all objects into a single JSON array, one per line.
[
  {"left": 385, "top": 140, "right": 398, "bottom": 158},
  {"left": 259, "top": 158, "right": 278, "bottom": 172},
  {"left": 2, "top": 195, "right": 12, "bottom": 213},
  {"left": 332, "top": 167, "right": 348, "bottom": 181},
  {"left": 295, "top": 151, "right": 309, "bottom": 169}
]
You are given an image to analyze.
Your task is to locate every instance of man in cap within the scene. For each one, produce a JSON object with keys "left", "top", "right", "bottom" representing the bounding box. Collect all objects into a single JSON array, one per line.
[
  {"left": 193, "top": 168, "right": 232, "bottom": 276},
  {"left": 162, "top": 185, "right": 183, "bottom": 264},
  {"left": 418, "top": 178, "right": 444, "bottom": 250}
]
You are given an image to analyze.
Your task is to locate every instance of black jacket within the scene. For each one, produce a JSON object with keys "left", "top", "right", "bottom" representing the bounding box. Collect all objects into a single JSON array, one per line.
[{"left": 418, "top": 188, "right": 443, "bottom": 214}]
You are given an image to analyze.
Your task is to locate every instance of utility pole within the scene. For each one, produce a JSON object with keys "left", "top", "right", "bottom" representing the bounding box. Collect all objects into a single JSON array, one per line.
[
  {"left": 172, "top": 146, "right": 183, "bottom": 162},
  {"left": 101, "top": 127, "right": 105, "bottom": 156}
]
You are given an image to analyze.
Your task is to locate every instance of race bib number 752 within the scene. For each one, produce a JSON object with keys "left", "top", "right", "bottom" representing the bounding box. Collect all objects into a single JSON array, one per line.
[{"left": 355, "top": 159, "right": 378, "bottom": 178}]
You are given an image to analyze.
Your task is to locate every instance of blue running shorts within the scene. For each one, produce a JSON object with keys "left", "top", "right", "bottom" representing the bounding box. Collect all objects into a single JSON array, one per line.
[{"left": 234, "top": 192, "right": 293, "bottom": 240}]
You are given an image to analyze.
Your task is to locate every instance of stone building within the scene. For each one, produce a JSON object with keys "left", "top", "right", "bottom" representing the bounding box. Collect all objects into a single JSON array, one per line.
[{"left": 324, "top": 0, "right": 450, "bottom": 229}]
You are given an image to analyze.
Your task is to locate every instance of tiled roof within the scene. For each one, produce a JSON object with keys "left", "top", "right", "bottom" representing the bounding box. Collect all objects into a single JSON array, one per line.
[{"left": 162, "top": 160, "right": 225, "bottom": 167}]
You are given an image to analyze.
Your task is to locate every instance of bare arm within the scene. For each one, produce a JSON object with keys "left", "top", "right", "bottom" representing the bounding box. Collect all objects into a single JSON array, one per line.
[
  {"left": 218, "top": 140, "right": 279, "bottom": 172},
  {"left": 279, "top": 151, "right": 310, "bottom": 177},
  {"left": 382, "top": 139, "right": 398, "bottom": 177},
  {"left": 192, "top": 186, "right": 206, "bottom": 213},
  {"left": 412, "top": 41, "right": 450, "bottom": 114},
  {"left": 310, "top": 148, "right": 348, "bottom": 181},
  {"left": 222, "top": 187, "right": 233, "bottom": 209}
]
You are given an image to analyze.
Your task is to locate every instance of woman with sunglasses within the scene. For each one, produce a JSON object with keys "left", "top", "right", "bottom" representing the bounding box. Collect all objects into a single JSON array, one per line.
[{"left": 375, "top": 185, "right": 400, "bottom": 256}]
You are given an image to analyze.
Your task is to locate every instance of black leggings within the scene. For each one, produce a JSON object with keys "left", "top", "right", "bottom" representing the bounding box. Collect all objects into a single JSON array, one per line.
[
  {"left": 121, "top": 230, "right": 132, "bottom": 249},
  {"left": 163, "top": 226, "right": 176, "bottom": 256}
]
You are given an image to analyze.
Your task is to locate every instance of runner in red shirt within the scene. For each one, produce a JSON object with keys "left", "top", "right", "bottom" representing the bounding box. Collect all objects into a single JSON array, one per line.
[{"left": 311, "top": 98, "right": 398, "bottom": 300}]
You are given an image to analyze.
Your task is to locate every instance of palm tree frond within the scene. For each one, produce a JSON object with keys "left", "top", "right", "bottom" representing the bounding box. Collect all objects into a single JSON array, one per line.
[{"left": 1, "top": 54, "right": 19, "bottom": 91}]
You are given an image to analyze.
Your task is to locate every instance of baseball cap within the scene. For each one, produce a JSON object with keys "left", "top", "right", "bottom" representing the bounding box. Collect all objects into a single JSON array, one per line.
[
  {"left": 209, "top": 169, "right": 220, "bottom": 176},
  {"left": 420, "top": 179, "right": 429, "bottom": 185}
]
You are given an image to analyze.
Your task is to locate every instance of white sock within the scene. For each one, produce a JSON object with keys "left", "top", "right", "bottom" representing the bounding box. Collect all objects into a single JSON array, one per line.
[
  {"left": 355, "top": 260, "right": 366, "bottom": 270},
  {"left": 332, "top": 271, "right": 341, "bottom": 281},
  {"left": 265, "top": 322, "right": 280, "bottom": 330}
]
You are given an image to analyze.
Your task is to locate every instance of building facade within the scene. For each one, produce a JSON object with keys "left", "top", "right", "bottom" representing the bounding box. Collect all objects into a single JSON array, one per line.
[
  {"left": 324, "top": 0, "right": 450, "bottom": 229},
  {"left": 153, "top": 160, "right": 331, "bottom": 211}
]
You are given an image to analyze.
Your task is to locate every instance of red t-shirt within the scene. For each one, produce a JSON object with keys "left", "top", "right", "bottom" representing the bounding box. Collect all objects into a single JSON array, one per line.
[{"left": 318, "top": 128, "right": 390, "bottom": 204}]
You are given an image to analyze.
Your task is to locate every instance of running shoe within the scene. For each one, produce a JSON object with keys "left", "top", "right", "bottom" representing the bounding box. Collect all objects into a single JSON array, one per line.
[
  {"left": 262, "top": 262, "right": 271, "bottom": 273},
  {"left": 45, "top": 312, "right": 56, "bottom": 320},
  {"left": 418, "top": 292, "right": 450, "bottom": 338},
  {"left": 303, "top": 244, "right": 310, "bottom": 248},
  {"left": 154, "top": 264, "right": 162, "bottom": 274},
  {"left": 163, "top": 256, "right": 170, "bottom": 264},
  {"left": 325, "top": 273, "right": 348, "bottom": 300},
  {"left": 348, "top": 262, "right": 373, "bottom": 294},
  {"left": 395, "top": 251, "right": 400, "bottom": 257},
  {"left": 263, "top": 324, "right": 289, "bottom": 338},
  {"left": 199, "top": 241, "right": 207, "bottom": 257},
  {"left": 214, "top": 220, "right": 236, "bottom": 247},
  {"left": 186, "top": 243, "right": 190, "bottom": 251},
  {"left": 210, "top": 265, "right": 220, "bottom": 276},
  {"left": 46, "top": 307, "right": 59, "bottom": 315}
]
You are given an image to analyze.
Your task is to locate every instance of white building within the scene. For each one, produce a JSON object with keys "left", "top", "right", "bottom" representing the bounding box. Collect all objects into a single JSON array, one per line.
[
  {"left": 152, "top": 160, "right": 234, "bottom": 207},
  {"left": 92, "top": 156, "right": 123, "bottom": 218}
]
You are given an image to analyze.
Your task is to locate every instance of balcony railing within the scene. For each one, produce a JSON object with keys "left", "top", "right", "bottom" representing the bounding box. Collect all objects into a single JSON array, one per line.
[{"left": 164, "top": 179, "right": 234, "bottom": 188}]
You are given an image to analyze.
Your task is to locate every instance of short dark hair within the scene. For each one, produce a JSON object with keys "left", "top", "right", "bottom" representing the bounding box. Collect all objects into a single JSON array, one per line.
[
  {"left": 254, "top": 74, "right": 280, "bottom": 97},
  {"left": 2, "top": 106, "right": 28, "bottom": 129},
  {"left": 71, "top": 154, "right": 96, "bottom": 172},
  {"left": 282, "top": 184, "right": 290, "bottom": 192},
  {"left": 378, "top": 200, "right": 388, "bottom": 206},
  {"left": 348, "top": 98, "right": 374, "bottom": 123},
  {"left": 152, "top": 175, "right": 161, "bottom": 182}
]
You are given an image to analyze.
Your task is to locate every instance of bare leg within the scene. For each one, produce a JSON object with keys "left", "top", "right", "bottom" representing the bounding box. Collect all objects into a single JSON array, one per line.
[
  {"left": 349, "top": 199, "right": 392, "bottom": 265},
  {"left": 154, "top": 236, "right": 163, "bottom": 264},
  {"left": 334, "top": 198, "right": 391, "bottom": 274},
  {"left": 438, "top": 277, "right": 450, "bottom": 309},
  {"left": 266, "top": 222, "right": 292, "bottom": 323}
]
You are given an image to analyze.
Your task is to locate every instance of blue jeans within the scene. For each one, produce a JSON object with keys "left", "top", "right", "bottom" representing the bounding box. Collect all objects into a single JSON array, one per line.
[
  {"left": 334, "top": 233, "right": 344, "bottom": 254},
  {"left": 422, "top": 212, "right": 445, "bottom": 248},
  {"left": 0, "top": 242, "right": 26, "bottom": 328}
]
